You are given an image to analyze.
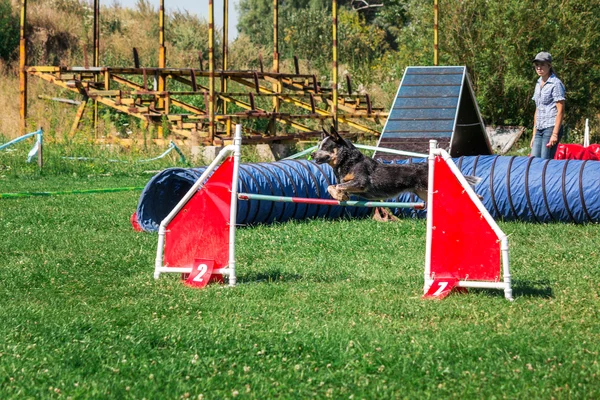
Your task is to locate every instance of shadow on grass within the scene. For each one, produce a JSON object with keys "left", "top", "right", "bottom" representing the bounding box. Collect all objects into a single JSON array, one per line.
[
  {"left": 238, "top": 269, "right": 304, "bottom": 284},
  {"left": 471, "top": 279, "right": 553, "bottom": 299},
  {"left": 511, "top": 279, "right": 554, "bottom": 298}
]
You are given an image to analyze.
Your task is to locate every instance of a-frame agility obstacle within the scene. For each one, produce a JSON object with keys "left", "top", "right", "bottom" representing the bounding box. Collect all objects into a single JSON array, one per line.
[
  {"left": 154, "top": 125, "right": 512, "bottom": 300},
  {"left": 374, "top": 66, "right": 493, "bottom": 161}
]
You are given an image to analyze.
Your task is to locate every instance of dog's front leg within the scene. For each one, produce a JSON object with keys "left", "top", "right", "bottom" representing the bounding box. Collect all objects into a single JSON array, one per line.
[
  {"left": 327, "top": 185, "right": 349, "bottom": 201},
  {"left": 327, "top": 179, "right": 366, "bottom": 202}
]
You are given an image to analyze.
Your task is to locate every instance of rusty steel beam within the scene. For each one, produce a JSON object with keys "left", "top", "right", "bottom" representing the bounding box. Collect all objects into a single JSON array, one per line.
[
  {"left": 263, "top": 75, "right": 327, "bottom": 94},
  {"left": 207, "top": 0, "right": 215, "bottom": 141},
  {"left": 272, "top": 0, "right": 280, "bottom": 136},
  {"left": 26, "top": 66, "right": 61, "bottom": 73},
  {"left": 273, "top": 0, "right": 279, "bottom": 74},
  {"left": 221, "top": 0, "right": 230, "bottom": 138},
  {"left": 93, "top": 0, "right": 100, "bottom": 138},
  {"left": 332, "top": 0, "right": 338, "bottom": 130},
  {"left": 230, "top": 76, "right": 380, "bottom": 135},
  {"left": 27, "top": 65, "right": 323, "bottom": 79},
  {"left": 22, "top": 0, "right": 387, "bottom": 145},
  {"left": 113, "top": 74, "right": 203, "bottom": 118},
  {"left": 19, "top": 0, "right": 27, "bottom": 136},
  {"left": 170, "top": 74, "right": 370, "bottom": 102},
  {"left": 93, "top": 0, "right": 99, "bottom": 67},
  {"left": 434, "top": 0, "right": 439, "bottom": 66},
  {"left": 69, "top": 100, "right": 88, "bottom": 137},
  {"left": 31, "top": 71, "right": 155, "bottom": 121},
  {"left": 157, "top": 0, "right": 166, "bottom": 138},
  {"left": 133, "top": 48, "right": 140, "bottom": 68}
]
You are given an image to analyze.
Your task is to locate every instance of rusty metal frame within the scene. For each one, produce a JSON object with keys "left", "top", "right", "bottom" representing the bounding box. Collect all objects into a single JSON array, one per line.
[{"left": 19, "top": 0, "right": 388, "bottom": 145}]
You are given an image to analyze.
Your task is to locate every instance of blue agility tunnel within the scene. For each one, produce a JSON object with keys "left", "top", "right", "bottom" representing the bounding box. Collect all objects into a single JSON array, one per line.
[
  {"left": 136, "top": 160, "right": 370, "bottom": 232},
  {"left": 137, "top": 156, "right": 600, "bottom": 232},
  {"left": 391, "top": 156, "right": 600, "bottom": 223}
]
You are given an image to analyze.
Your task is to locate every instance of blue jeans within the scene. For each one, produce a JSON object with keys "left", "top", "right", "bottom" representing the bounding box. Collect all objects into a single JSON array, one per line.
[{"left": 532, "top": 126, "right": 562, "bottom": 159}]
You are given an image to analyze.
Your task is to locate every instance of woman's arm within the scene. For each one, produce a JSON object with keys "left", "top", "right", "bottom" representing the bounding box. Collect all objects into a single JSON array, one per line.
[
  {"left": 530, "top": 108, "right": 538, "bottom": 148},
  {"left": 548, "top": 101, "right": 565, "bottom": 147}
]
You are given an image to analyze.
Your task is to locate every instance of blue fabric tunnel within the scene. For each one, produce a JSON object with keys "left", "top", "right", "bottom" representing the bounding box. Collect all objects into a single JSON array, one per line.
[
  {"left": 136, "top": 160, "right": 370, "bottom": 232},
  {"left": 390, "top": 156, "right": 600, "bottom": 223},
  {"left": 137, "top": 156, "right": 600, "bottom": 232}
]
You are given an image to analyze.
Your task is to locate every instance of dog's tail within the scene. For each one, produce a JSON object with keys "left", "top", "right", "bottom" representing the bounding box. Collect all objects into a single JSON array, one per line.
[{"left": 463, "top": 175, "right": 482, "bottom": 187}]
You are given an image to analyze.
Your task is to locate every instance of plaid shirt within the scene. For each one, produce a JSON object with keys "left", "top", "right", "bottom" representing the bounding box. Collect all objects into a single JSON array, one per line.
[{"left": 532, "top": 73, "right": 566, "bottom": 130}]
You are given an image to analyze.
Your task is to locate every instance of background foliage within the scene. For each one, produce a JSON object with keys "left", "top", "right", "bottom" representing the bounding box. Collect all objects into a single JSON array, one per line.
[
  {"left": 0, "top": 0, "right": 19, "bottom": 62},
  {"left": 238, "top": 0, "right": 600, "bottom": 129},
  {"left": 1, "top": 0, "right": 600, "bottom": 139}
]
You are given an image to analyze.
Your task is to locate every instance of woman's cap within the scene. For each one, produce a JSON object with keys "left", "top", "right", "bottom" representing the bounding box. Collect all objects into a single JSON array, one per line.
[{"left": 533, "top": 52, "right": 552, "bottom": 63}]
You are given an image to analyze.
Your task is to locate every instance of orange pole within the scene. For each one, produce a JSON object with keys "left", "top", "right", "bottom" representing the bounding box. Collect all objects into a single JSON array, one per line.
[
  {"left": 93, "top": 0, "right": 99, "bottom": 137},
  {"left": 19, "top": 0, "right": 27, "bottom": 136},
  {"left": 158, "top": 0, "right": 166, "bottom": 137},
  {"left": 332, "top": 0, "right": 338, "bottom": 129},
  {"left": 208, "top": 0, "right": 215, "bottom": 142},
  {"left": 222, "top": 0, "right": 230, "bottom": 136},
  {"left": 434, "top": 0, "right": 439, "bottom": 66},
  {"left": 272, "top": 0, "right": 280, "bottom": 134},
  {"left": 273, "top": 0, "right": 279, "bottom": 74}
]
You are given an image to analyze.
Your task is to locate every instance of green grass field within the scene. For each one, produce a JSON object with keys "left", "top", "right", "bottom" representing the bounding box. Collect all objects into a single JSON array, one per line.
[{"left": 1, "top": 148, "right": 600, "bottom": 398}]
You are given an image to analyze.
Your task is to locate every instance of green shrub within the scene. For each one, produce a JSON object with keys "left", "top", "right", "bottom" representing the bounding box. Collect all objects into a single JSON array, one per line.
[
  {"left": 0, "top": 0, "right": 19, "bottom": 61},
  {"left": 426, "top": 0, "right": 600, "bottom": 127}
]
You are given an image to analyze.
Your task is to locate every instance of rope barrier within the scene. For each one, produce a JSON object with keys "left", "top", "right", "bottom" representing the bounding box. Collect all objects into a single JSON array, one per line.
[
  {"left": 2, "top": 131, "right": 186, "bottom": 165},
  {"left": 0, "top": 129, "right": 43, "bottom": 163},
  {"left": 62, "top": 140, "right": 186, "bottom": 164}
]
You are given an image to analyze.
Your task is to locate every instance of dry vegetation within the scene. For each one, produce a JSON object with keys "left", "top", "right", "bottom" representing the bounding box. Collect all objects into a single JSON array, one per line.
[{"left": 0, "top": 0, "right": 388, "bottom": 141}]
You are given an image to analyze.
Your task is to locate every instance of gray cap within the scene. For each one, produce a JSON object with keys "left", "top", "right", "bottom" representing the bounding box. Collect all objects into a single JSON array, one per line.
[{"left": 533, "top": 51, "right": 552, "bottom": 63}]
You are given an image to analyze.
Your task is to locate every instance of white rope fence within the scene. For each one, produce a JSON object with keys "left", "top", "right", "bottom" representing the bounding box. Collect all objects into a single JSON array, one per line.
[{"left": 0, "top": 128, "right": 43, "bottom": 163}]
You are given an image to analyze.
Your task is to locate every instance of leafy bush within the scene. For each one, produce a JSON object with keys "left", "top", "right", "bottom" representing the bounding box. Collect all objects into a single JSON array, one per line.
[
  {"left": 238, "top": 0, "right": 600, "bottom": 130},
  {"left": 423, "top": 0, "right": 600, "bottom": 127},
  {"left": 169, "top": 10, "right": 220, "bottom": 68},
  {"left": 0, "top": 0, "right": 19, "bottom": 61},
  {"left": 281, "top": 7, "right": 331, "bottom": 71}
]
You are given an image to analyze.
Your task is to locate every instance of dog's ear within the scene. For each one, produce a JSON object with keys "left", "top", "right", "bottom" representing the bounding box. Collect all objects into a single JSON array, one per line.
[{"left": 329, "top": 126, "right": 346, "bottom": 145}]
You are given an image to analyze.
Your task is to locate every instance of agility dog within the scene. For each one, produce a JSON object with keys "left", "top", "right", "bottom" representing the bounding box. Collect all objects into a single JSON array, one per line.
[{"left": 311, "top": 127, "right": 481, "bottom": 203}]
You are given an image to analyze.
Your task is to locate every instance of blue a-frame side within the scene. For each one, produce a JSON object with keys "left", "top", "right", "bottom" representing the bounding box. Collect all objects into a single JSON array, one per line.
[{"left": 374, "top": 66, "right": 492, "bottom": 160}]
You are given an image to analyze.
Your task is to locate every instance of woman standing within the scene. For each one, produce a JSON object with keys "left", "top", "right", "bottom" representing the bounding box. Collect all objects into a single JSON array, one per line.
[{"left": 530, "top": 52, "right": 566, "bottom": 159}]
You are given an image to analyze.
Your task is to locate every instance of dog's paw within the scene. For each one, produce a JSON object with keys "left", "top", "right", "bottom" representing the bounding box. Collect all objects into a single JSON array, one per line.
[{"left": 327, "top": 185, "right": 349, "bottom": 202}]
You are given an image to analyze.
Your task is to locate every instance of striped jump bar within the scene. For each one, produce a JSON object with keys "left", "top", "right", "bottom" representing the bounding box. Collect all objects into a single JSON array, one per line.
[{"left": 238, "top": 193, "right": 425, "bottom": 209}]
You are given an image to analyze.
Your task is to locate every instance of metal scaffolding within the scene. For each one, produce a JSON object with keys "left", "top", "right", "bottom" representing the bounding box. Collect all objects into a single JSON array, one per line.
[{"left": 19, "top": 0, "right": 387, "bottom": 145}]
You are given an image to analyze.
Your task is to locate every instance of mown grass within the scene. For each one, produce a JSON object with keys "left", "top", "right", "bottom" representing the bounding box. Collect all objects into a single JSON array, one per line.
[{"left": 1, "top": 150, "right": 600, "bottom": 398}]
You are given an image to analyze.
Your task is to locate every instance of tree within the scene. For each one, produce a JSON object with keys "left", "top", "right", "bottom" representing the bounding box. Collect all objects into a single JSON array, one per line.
[
  {"left": 237, "top": 0, "right": 406, "bottom": 51},
  {"left": 236, "top": 0, "right": 600, "bottom": 128},
  {"left": 394, "top": 0, "right": 600, "bottom": 127}
]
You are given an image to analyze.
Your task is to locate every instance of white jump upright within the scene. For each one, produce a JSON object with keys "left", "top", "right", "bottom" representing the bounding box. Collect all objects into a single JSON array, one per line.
[
  {"left": 153, "top": 134, "right": 513, "bottom": 300},
  {"left": 424, "top": 140, "right": 513, "bottom": 300},
  {"left": 154, "top": 124, "right": 242, "bottom": 287}
]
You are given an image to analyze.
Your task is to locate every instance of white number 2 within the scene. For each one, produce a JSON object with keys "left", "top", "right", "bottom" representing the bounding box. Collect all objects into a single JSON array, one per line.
[
  {"left": 193, "top": 263, "right": 208, "bottom": 282},
  {"left": 433, "top": 281, "right": 449, "bottom": 296}
]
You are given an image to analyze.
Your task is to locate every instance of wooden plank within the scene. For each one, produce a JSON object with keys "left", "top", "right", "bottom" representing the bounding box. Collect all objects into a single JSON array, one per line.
[{"left": 88, "top": 89, "right": 121, "bottom": 97}]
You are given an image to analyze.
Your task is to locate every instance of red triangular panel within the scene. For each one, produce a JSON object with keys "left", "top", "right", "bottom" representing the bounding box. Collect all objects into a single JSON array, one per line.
[
  {"left": 163, "top": 157, "right": 234, "bottom": 271},
  {"left": 430, "top": 156, "right": 500, "bottom": 281}
]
